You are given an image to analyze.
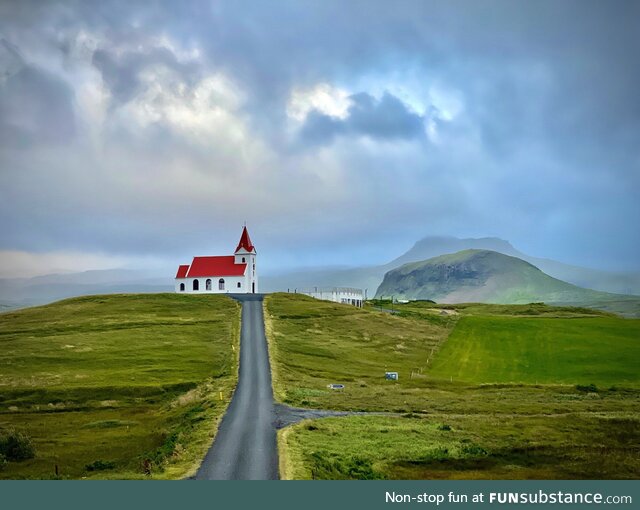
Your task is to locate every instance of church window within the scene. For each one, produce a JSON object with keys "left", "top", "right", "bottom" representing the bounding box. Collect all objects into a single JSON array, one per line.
[
  {"left": 242, "top": 257, "right": 246, "bottom": 263},
  {"left": 237, "top": 282, "right": 241, "bottom": 288},
  {"left": 193, "top": 279, "right": 199, "bottom": 291},
  {"left": 219, "top": 278, "right": 225, "bottom": 290},
  {"left": 179, "top": 283, "right": 185, "bottom": 291},
  {"left": 206, "top": 279, "right": 212, "bottom": 291}
]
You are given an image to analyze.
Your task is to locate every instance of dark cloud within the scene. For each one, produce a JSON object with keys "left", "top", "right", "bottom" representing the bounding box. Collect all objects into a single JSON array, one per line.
[
  {"left": 300, "top": 92, "right": 425, "bottom": 144},
  {"left": 348, "top": 93, "right": 424, "bottom": 140},
  {"left": 0, "top": 40, "right": 75, "bottom": 146},
  {"left": 0, "top": 0, "right": 639, "bottom": 271},
  {"left": 92, "top": 46, "right": 200, "bottom": 105}
]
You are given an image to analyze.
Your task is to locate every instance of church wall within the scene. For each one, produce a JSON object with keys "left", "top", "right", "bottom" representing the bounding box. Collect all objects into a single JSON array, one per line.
[{"left": 175, "top": 276, "right": 248, "bottom": 294}]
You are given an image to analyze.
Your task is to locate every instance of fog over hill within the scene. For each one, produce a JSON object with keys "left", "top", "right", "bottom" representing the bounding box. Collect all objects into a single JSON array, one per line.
[
  {"left": 0, "top": 270, "right": 172, "bottom": 310},
  {"left": 2, "top": 236, "right": 639, "bottom": 311}
]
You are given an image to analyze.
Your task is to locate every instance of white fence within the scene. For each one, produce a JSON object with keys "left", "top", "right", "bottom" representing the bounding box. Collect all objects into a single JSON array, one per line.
[{"left": 295, "top": 287, "right": 364, "bottom": 307}]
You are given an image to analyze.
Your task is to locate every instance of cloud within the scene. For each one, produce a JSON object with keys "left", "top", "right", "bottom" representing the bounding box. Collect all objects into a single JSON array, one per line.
[
  {"left": 0, "top": 40, "right": 76, "bottom": 146},
  {"left": 91, "top": 45, "right": 201, "bottom": 106},
  {"left": 0, "top": 250, "right": 134, "bottom": 278},
  {"left": 287, "top": 83, "right": 352, "bottom": 121},
  {"left": 299, "top": 91, "right": 426, "bottom": 144},
  {"left": 0, "top": 0, "right": 638, "bottom": 273}
]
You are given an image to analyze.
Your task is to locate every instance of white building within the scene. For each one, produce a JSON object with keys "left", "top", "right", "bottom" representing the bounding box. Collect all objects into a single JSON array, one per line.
[
  {"left": 175, "top": 226, "right": 258, "bottom": 294},
  {"left": 297, "top": 287, "right": 364, "bottom": 307}
]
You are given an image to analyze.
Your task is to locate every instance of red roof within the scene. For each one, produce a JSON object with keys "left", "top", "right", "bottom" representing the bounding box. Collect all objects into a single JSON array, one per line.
[
  {"left": 235, "top": 226, "right": 255, "bottom": 253},
  {"left": 175, "top": 265, "right": 190, "bottom": 278},
  {"left": 186, "top": 256, "right": 247, "bottom": 277}
]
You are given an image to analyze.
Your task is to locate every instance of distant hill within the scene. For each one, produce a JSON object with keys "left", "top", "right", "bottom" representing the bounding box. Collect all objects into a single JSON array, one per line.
[
  {"left": 391, "top": 236, "right": 640, "bottom": 295},
  {"left": 0, "top": 269, "right": 172, "bottom": 311},
  {"left": 375, "top": 249, "right": 640, "bottom": 317},
  {"left": 262, "top": 236, "right": 640, "bottom": 296}
]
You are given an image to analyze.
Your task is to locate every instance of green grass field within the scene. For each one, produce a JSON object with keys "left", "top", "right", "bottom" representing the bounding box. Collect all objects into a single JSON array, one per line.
[
  {"left": 264, "top": 293, "right": 451, "bottom": 410},
  {"left": 267, "top": 294, "right": 640, "bottom": 479},
  {"left": 429, "top": 315, "right": 640, "bottom": 386},
  {"left": 282, "top": 414, "right": 640, "bottom": 480},
  {"left": 0, "top": 293, "right": 240, "bottom": 479}
]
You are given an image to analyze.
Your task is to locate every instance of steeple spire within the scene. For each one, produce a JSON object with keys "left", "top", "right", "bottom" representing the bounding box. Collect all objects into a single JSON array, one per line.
[{"left": 235, "top": 225, "right": 255, "bottom": 253}]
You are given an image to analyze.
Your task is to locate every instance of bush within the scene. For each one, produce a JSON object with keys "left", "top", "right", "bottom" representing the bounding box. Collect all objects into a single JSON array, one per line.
[
  {"left": 85, "top": 459, "right": 116, "bottom": 471},
  {"left": 143, "top": 430, "right": 180, "bottom": 472},
  {"left": 0, "top": 430, "right": 36, "bottom": 461},
  {"left": 576, "top": 383, "right": 598, "bottom": 393},
  {"left": 438, "top": 424, "right": 452, "bottom": 431},
  {"left": 460, "top": 444, "right": 488, "bottom": 457}
]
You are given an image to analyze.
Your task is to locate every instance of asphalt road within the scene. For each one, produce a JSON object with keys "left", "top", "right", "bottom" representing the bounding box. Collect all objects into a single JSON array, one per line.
[{"left": 195, "top": 294, "right": 279, "bottom": 480}]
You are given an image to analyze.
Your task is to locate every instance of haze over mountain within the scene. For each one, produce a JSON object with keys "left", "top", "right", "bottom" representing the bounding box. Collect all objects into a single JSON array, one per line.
[
  {"left": 261, "top": 236, "right": 640, "bottom": 296},
  {"left": 0, "top": 270, "right": 172, "bottom": 311},
  {"left": 375, "top": 250, "right": 640, "bottom": 317},
  {"left": 2, "top": 236, "right": 639, "bottom": 311}
]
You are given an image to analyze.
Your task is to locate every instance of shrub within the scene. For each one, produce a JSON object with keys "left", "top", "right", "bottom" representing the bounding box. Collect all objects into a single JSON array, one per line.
[
  {"left": 144, "top": 430, "right": 180, "bottom": 472},
  {"left": 460, "top": 444, "right": 488, "bottom": 457},
  {"left": 415, "top": 447, "right": 450, "bottom": 462},
  {"left": 438, "top": 424, "right": 452, "bottom": 431},
  {"left": 85, "top": 459, "right": 116, "bottom": 471},
  {"left": 576, "top": 383, "right": 598, "bottom": 393},
  {"left": 0, "top": 430, "right": 36, "bottom": 461}
]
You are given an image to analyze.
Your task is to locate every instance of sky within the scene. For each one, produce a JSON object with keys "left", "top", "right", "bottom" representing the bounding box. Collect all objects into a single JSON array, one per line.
[{"left": 0, "top": 0, "right": 639, "bottom": 278}]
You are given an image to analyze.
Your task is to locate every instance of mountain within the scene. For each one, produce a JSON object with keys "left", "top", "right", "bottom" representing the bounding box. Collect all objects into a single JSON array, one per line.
[
  {"left": 385, "top": 236, "right": 640, "bottom": 295},
  {"left": 375, "top": 249, "right": 640, "bottom": 317},
  {"left": 262, "top": 236, "right": 640, "bottom": 296},
  {"left": 0, "top": 269, "right": 172, "bottom": 310}
]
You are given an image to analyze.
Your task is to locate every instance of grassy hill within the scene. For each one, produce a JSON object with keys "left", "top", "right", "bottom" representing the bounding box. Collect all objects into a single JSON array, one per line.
[
  {"left": 388, "top": 236, "right": 640, "bottom": 295},
  {"left": 375, "top": 250, "right": 640, "bottom": 317},
  {"left": 266, "top": 294, "right": 640, "bottom": 479},
  {"left": 0, "top": 294, "right": 240, "bottom": 479}
]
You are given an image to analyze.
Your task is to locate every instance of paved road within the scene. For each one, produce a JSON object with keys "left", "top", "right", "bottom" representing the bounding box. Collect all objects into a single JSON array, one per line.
[{"left": 195, "top": 294, "right": 279, "bottom": 480}]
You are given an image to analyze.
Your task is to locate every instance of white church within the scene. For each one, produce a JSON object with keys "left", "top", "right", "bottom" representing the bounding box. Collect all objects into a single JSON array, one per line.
[{"left": 175, "top": 226, "right": 258, "bottom": 294}]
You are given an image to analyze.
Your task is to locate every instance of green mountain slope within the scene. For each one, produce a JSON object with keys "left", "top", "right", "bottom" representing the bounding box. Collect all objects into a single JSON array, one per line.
[{"left": 375, "top": 250, "right": 640, "bottom": 316}]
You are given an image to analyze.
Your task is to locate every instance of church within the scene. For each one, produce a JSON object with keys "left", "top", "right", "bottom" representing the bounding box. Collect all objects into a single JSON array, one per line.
[{"left": 175, "top": 226, "right": 258, "bottom": 294}]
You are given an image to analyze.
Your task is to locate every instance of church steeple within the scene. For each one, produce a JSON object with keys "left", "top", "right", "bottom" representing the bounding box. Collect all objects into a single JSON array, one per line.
[{"left": 235, "top": 225, "right": 256, "bottom": 254}]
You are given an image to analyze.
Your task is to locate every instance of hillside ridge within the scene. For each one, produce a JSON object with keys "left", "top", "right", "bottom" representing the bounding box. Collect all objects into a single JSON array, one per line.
[{"left": 375, "top": 249, "right": 640, "bottom": 317}]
